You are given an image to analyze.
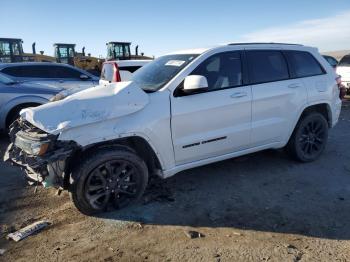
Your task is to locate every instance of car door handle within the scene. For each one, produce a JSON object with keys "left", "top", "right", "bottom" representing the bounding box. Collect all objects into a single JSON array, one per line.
[
  {"left": 230, "top": 92, "right": 247, "bottom": 98},
  {"left": 288, "top": 83, "right": 301, "bottom": 89}
]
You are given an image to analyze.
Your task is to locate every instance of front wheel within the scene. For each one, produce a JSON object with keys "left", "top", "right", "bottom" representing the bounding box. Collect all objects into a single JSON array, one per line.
[
  {"left": 286, "top": 112, "right": 328, "bottom": 162},
  {"left": 69, "top": 147, "right": 148, "bottom": 215}
]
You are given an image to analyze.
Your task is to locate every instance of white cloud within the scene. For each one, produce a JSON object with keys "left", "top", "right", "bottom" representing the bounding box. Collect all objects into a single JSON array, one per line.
[{"left": 241, "top": 10, "right": 350, "bottom": 51}]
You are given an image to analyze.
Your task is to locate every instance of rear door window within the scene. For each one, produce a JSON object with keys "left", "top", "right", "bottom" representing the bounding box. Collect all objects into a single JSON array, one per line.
[
  {"left": 53, "top": 66, "right": 83, "bottom": 79},
  {"left": 246, "top": 50, "right": 289, "bottom": 84},
  {"left": 285, "top": 51, "right": 325, "bottom": 78}
]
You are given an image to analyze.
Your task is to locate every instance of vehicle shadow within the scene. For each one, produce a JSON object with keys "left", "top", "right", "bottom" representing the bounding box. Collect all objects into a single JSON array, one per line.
[
  {"left": 1, "top": 99, "right": 349, "bottom": 241},
  {"left": 100, "top": 100, "right": 350, "bottom": 240}
]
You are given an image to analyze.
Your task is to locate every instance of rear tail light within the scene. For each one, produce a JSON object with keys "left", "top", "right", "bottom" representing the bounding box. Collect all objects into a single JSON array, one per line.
[
  {"left": 114, "top": 62, "right": 121, "bottom": 82},
  {"left": 336, "top": 75, "right": 346, "bottom": 99}
]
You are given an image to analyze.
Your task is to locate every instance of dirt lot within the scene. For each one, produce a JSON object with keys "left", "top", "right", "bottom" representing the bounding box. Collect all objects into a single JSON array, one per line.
[{"left": 0, "top": 99, "right": 350, "bottom": 262}]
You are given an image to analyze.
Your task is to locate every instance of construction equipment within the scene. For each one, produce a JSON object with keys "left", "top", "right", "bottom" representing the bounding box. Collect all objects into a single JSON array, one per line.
[
  {"left": 54, "top": 43, "right": 103, "bottom": 75},
  {"left": 106, "top": 42, "right": 153, "bottom": 61},
  {"left": 0, "top": 38, "right": 55, "bottom": 63}
]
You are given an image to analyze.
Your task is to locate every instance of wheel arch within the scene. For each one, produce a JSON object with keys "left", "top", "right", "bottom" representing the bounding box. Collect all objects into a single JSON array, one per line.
[
  {"left": 287, "top": 102, "right": 332, "bottom": 145},
  {"left": 298, "top": 102, "right": 332, "bottom": 128},
  {"left": 0, "top": 96, "right": 48, "bottom": 130},
  {"left": 63, "top": 135, "right": 163, "bottom": 189}
]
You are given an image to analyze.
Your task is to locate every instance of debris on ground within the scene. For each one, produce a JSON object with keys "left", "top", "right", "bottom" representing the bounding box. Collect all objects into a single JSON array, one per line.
[
  {"left": 284, "top": 244, "right": 297, "bottom": 249},
  {"left": 143, "top": 177, "right": 175, "bottom": 205},
  {"left": 184, "top": 230, "right": 204, "bottom": 239},
  {"left": 0, "top": 249, "right": 6, "bottom": 255},
  {"left": 7, "top": 220, "right": 51, "bottom": 242}
]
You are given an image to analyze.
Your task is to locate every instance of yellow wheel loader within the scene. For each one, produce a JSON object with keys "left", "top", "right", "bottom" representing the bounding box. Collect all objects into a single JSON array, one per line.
[
  {"left": 106, "top": 42, "right": 153, "bottom": 61},
  {"left": 0, "top": 38, "right": 55, "bottom": 63},
  {"left": 54, "top": 43, "right": 104, "bottom": 76}
]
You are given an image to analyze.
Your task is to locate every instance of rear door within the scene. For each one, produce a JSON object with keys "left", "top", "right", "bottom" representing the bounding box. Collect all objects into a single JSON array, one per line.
[
  {"left": 247, "top": 50, "right": 307, "bottom": 147},
  {"left": 171, "top": 51, "right": 252, "bottom": 165},
  {"left": 53, "top": 66, "right": 96, "bottom": 90},
  {"left": 285, "top": 51, "right": 328, "bottom": 104}
]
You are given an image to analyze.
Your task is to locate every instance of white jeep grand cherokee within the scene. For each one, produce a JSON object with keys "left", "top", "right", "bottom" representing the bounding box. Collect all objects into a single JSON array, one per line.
[{"left": 6, "top": 43, "right": 342, "bottom": 215}]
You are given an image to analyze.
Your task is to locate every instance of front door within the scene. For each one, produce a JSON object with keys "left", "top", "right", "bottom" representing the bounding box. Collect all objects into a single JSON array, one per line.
[{"left": 170, "top": 51, "right": 252, "bottom": 165}]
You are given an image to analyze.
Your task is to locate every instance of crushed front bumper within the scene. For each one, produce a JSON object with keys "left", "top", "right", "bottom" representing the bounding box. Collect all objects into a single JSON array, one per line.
[{"left": 4, "top": 120, "right": 76, "bottom": 187}]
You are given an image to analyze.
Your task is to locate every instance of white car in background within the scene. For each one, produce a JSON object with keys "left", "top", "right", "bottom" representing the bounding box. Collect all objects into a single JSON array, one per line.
[
  {"left": 50, "top": 60, "right": 151, "bottom": 101},
  {"left": 336, "top": 54, "right": 350, "bottom": 94},
  {"left": 99, "top": 60, "right": 150, "bottom": 85}
]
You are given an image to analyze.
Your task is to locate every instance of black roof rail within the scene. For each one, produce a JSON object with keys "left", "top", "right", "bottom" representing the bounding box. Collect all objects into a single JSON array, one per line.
[{"left": 228, "top": 42, "right": 303, "bottom": 46}]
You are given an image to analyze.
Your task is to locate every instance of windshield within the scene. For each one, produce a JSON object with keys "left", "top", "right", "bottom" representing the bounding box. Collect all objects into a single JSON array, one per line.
[
  {"left": 0, "top": 73, "right": 15, "bottom": 84},
  {"left": 132, "top": 54, "right": 198, "bottom": 91},
  {"left": 339, "top": 55, "right": 350, "bottom": 67}
]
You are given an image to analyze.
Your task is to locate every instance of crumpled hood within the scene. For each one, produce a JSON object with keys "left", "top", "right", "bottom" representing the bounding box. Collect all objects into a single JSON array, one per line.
[{"left": 20, "top": 81, "right": 149, "bottom": 134}]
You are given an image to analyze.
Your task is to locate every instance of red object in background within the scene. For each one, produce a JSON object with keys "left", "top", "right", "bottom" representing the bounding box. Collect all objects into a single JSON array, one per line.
[
  {"left": 102, "top": 61, "right": 121, "bottom": 83},
  {"left": 113, "top": 62, "right": 121, "bottom": 82}
]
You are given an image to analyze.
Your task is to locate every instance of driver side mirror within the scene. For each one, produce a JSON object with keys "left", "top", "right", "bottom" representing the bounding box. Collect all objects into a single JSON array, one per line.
[
  {"left": 80, "top": 74, "right": 90, "bottom": 80},
  {"left": 183, "top": 75, "right": 208, "bottom": 93}
]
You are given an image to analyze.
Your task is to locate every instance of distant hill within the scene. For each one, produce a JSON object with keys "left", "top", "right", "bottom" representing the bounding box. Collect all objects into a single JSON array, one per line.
[{"left": 322, "top": 50, "right": 350, "bottom": 60}]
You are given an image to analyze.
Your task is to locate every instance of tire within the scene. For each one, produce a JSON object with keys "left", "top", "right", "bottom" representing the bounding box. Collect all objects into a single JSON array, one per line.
[
  {"left": 69, "top": 147, "right": 148, "bottom": 215},
  {"left": 6, "top": 103, "right": 40, "bottom": 131},
  {"left": 286, "top": 112, "right": 328, "bottom": 162}
]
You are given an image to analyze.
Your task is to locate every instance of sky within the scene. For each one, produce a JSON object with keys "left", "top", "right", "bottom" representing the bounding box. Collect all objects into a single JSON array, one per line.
[{"left": 1, "top": 0, "right": 350, "bottom": 58}]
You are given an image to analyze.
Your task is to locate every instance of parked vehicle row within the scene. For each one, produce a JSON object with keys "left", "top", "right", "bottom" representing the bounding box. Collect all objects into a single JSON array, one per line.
[
  {"left": 336, "top": 55, "right": 350, "bottom": 95},
  {"left": 99, "top": 60, "right": 150, "bottom": 85},
  {"left": 0, "top": 38, "right": 152, "bottom": 76},
  {"left": 5, "top": 43, "right": 342, "bottom": 215},
  {"left": 0, "top": 63, "right": 99, "bottom": 131},
  {"left": 322, "top": 55, "right": 338, "bottom": 69}
]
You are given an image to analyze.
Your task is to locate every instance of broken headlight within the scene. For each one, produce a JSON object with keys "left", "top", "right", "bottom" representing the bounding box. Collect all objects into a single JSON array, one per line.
[{"left": 14, "top": 134, "right": 51, "bottom": 156}]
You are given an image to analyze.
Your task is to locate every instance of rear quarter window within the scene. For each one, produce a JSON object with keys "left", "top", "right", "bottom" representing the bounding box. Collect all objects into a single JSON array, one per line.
[
  {"left": 246, "top": 50, "right": 289, "bottom": 84},
  {"left": 286, "top": 51, "right": 325, "bottom": 78}
]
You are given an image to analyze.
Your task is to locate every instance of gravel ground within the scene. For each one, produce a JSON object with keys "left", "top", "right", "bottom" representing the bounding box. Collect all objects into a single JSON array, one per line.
[{"left": 0, "top": 99, "right": 349, "bottom": 262}]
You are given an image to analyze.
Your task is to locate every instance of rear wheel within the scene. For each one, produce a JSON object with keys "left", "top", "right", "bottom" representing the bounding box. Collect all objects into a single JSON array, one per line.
[
  {"left": 70, "top": 147, "right": 148, "bottom": 215},
  {"left": 286, "top": 112, "right": 328, "bottom": 162}
]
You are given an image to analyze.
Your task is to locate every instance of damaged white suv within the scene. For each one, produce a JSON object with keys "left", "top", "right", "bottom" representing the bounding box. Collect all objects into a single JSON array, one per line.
[{"left": 6, "top": 43, "right": 342, "bottom": 215}]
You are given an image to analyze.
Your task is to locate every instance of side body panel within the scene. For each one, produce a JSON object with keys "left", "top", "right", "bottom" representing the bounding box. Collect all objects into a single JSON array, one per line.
[{"left": 170, "top": 86, "right": 252, "bottom": 165}]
